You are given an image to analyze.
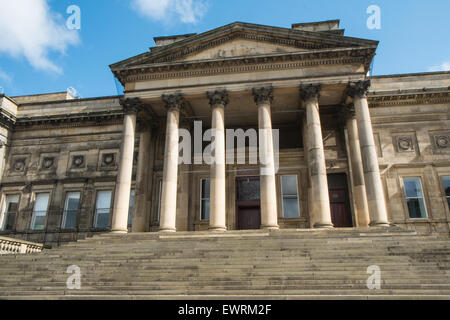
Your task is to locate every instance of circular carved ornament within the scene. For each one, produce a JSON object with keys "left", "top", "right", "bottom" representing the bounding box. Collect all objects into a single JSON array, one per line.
[
  {"left": 72, "top": 155, "right": 85, "bottom": 168},
  {"left": 436, "top": 136, "right": 449, "bottom": 149},
  {"left": 14, "top": 160, "right": 25, "bottom": 172},
  {"left": 398, "top": 137, "right": 412, "bottom": 151},
  {"left": 42, "top": 157, "right": 54, "bottom": 169},
  {"left": 102, "top": 154, "right": 115, "bottom": 166}
]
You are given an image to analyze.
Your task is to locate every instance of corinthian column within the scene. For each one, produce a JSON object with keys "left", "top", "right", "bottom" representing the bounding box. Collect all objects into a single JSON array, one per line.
[
  {"left": 300, "top": 84, "right": 333, "bottom": 228},
  {"left": 207, "top": 90, "right": 228, "bottom": 231},
  {"left": 253, "top": 87, "right": 279, "bottom": 230},
  {"left": 111, "top": 98, "right": 140, "bottom": 233},
  {"left": 159, "top": 94, "right": 184, "bottom": 232},
  {"left": 348, "top": 81, "right": 389, "bottom": 227},
  {"left": 343, "top": 104, "right": 370, "bottom": 227}
]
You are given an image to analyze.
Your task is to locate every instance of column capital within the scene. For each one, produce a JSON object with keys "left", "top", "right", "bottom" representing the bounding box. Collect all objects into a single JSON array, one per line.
[
  {"left": 207, "top": 90, "right": 229, "bottom": 108},
  {"left": 300, "top": 84, "right": 322, "bottom": 102},
  {"left": 343, "top": 103, "right": 356, "bottom": 119},
  {"left": 120, "top": 97, "right": 142, "bottom": 114},
  {"left": 348, "top": 80, "right": 371, "bottom": 99},
  {"left": 252, "top": 86, "right": 274, "bottom": 105},
  {"left": 162, "top": 93, "right": 185, "bottom": 112}
]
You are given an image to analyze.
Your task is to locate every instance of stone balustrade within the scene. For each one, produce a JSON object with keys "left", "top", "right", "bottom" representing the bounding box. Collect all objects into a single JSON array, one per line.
[{"left": 0, "top": 236, "right": 43, "bottom": 255}]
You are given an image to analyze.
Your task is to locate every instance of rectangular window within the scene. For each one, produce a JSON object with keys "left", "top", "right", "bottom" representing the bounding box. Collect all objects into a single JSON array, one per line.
[
  {"left": 1, "top": 195, "right": 20, "bottom": 231},
  {"left": 200, "top": 179, "right": 210, "bottom": 221},
  {"left": 443, "top": 177, "right": 450, "bottom": 210},
  {"left": 281, "top": 175, "right": 300, "bottom": 218},
  {"left": 31, "top": 193, "right": 50, "bottom": 231},
  {"left": 94, "top": 190, "right": 112, "bottom": 228},
  {"left": 128, "top": 189, "right": 135, "bottom": 226},
  {"left": 62, "top": 192, "right": 81, "bottom": 230},
  {"left": 403, "top": 177, "right": 428, "bottom": 219}
]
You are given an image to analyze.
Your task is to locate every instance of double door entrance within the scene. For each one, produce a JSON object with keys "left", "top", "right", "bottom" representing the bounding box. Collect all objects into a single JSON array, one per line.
[{"left": 234, "top": 174, "right": 353, "bottom": 230}]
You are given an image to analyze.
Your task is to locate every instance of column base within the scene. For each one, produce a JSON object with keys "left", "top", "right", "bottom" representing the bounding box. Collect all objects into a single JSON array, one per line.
[
  {"left": 261, "top": 225, "right": 280, "bottom": 230},
  {"left": 159, "top": 228, "right": 177, "bottom": 233},
  {"left": 313, "top": 223, "right": 334, "bottom": 229},
  {"left": 209, "top": 227, "right": 227, "bottom": 232},
  {"left": 369, "top": 221, "right": 390, "bottom": 228},
  {"left": 110, "top": 230, "right": 128, "bottom": 234}
]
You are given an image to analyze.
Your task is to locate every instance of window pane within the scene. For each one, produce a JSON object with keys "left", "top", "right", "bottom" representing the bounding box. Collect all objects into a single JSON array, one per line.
[
  {"left": 283, "top": 197, "right": 299, "bottom": 218},
  {"left": 2, "top": 195, "right": 19, "bottom": 231},
  {"left": 201, "top": 199, "right": 210, "bottom": 221},
  {"left": 95, "top": 191, "right": 112, "bottom": 228},
  {"left": 237, "top": 179, "right": 260, "bottom": 201},
  {"left": 404, "top": 178, "right": 424, "bottom": 198},
  {"left": 282, "top": 175, "right": 298, "bottom": 196},
  {"left": 202, "top": 179, "right": 210, "bottom": 198},
  {"left": 407, "top": 198, "right": 427, "bottom": 219},
  {"left": 32, "top": 193, "right": 49, "bottom": 230},
  {"left": 443, "top": 177, "right": 450, "bottom": 197},
  {"left": 128, "top": 189, "right": 135, "bottom": 225},
  {"left": 34, "top": 193, "right": 49, "bottom": 214},
  {"left": 63, "top": 192, "right": 80, "bottom": 229}
]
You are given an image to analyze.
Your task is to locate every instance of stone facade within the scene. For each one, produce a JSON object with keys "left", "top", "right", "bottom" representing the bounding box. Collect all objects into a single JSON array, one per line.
[{"left": 0, "top": 20, "right": 449, "bottom": 246}]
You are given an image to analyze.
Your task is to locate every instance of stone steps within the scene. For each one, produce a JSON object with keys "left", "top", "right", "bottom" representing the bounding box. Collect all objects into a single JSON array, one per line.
[{"left": 1, "top": 228, "right": 449, "bottom": 299}]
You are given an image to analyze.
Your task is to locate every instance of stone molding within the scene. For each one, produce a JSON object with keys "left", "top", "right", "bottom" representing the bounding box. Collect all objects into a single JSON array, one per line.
[
  {"left": 348, "top": 80, "right": 371, "bottom": 99},
  {"left": 368, "top": 90, "right": 450, "bottom": 107},
  {"left": 206, "top": 90, "right": 229, "bottom": 108},
  {"left": 252, "top": 87, "right": 274, "bottom": 105},
  {"left": 120, "top": 53, "right": 369, "bottom": 84}
]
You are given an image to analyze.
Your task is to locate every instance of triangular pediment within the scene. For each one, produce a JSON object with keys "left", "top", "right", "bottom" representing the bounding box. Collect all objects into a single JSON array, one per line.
[
  {"left": 178, "top": 38, "right": 307, "bottom": 62},
  {"left": 110, "top": 22, "right": 378, "bottom": 71}
]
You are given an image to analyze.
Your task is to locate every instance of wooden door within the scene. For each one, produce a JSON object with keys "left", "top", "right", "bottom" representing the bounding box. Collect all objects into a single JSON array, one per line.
[
  {"left": 329, "top": 188, "right": 352, "bottom": 227},
  {"left": 237, "top": 207, "right": 261, "bottom": 230}
]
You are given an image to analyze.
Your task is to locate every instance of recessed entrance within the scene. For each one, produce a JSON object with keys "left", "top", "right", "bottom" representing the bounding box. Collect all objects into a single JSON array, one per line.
[
  {"left": 328, "top": 173, "right": 353, "bottom": 228},
  {"left": 236, "top": 177, "right": 261, "bottom": 230}
]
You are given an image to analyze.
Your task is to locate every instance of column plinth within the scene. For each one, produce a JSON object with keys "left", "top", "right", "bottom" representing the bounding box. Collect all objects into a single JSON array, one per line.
[
  {"left": 349, "top": 81, "right": 389, "bottom": 227},
  {"left": 301, "top": 85, "right": 333, "bottom": 229},
  {"left": 111, "top": 98, "right": 140, "bottom": 233},
  {"left": 207, "top": 90, "right": 228, "bottom": 232},
  {"left": 159, "top": 94, "right": 183, "bottom": 232},
  {"left": 253, "top": 87, "right": 279, "bottom": 230}
]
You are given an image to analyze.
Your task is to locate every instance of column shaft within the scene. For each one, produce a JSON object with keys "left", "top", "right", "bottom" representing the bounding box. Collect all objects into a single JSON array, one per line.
[
  {"left": 253, "top": 87, "right": 279, "bottom": 230},
  {"left": 159, "top": 94, "right": 183, "bottom": 232},
  {"left": 302, "top": 85, "right": 333, "bottom": 228},
  {"left": 207, "top": 91, "right": 228, "bottom": 231},
  {"left": 350, "top": 81, "right": 389, "bottom": 227},
  {"left": 111, "top": 103, "right": 138, "bottom": 233},
  {"left": 131, "top": 128, "right": 151, "bottom": 232},
  {"left": 346, "top": 115, "right": 370, "bottom": 227}
]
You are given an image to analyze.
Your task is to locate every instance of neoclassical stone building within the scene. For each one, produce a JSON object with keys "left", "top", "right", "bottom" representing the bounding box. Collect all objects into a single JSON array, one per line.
[{"left": 0, "top": 20, "right": 449, "bottom": 246}]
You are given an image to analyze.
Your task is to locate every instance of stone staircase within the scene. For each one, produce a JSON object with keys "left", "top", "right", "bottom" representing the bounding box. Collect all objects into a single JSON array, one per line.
[{"left": 1, "top": 227, "right": 450, "bottom": 300}]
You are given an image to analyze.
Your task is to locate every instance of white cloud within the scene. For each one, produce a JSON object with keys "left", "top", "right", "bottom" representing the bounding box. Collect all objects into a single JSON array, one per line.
[
  {"left": 131, "top": 0, "right": 207, "bottom": 24},
  {"left": 428, "top": 61, "right": 450, "bottom": 72},
  {"left": 0, "top": 0, "right": 80, "bottom": 74}
]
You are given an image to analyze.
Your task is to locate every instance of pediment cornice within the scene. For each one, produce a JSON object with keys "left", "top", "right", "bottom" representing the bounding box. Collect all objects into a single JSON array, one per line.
[
  {"left": 110, "top": 22, "right": 378, "bottom": 85},
  {"left": 115, "top": 46, "right": 376, "bottom": 85}
]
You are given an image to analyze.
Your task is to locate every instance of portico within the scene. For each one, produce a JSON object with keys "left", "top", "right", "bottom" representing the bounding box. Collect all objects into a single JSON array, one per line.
[{"left": 107, "top": 20, "right": 390, "bottom": 233}]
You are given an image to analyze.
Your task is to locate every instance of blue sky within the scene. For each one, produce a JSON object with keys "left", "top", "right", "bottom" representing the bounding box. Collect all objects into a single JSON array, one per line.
[{"left": 0, "top": 0, "right": 449, "bottom": 98}]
